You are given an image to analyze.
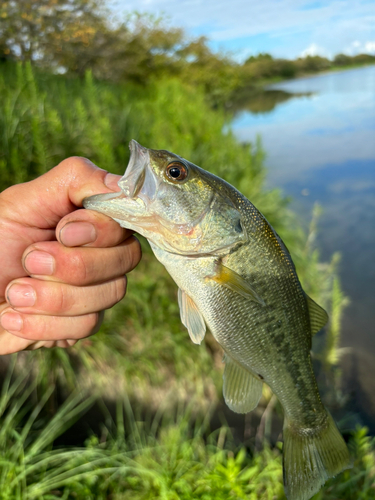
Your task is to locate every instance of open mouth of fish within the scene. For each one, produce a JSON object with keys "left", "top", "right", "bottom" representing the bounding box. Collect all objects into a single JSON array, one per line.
[
  {"left": 84, "top": 139, "right": 212, "bottom": 240},
  {"left": 83, "top": 140, "right": 159, "bottom": 227}
]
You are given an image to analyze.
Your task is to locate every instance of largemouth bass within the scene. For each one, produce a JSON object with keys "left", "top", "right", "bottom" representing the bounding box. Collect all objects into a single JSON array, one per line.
[{"left": 83, "top": 140, "right": 350, "bottom": 500}]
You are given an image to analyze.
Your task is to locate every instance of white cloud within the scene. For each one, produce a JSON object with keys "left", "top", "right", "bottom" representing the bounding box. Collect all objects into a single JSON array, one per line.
[
  {"left": 111, "top": 0, "right": 375, "bottom": 59},
  {"left": 300, "top": 43, "right": 327, "bottom": 57},
  {"left": 364, "top": 41, "right": 375, "bottom": 54},
  {"left": 343, "top": 40, "right": 375, "bottom": 55}
]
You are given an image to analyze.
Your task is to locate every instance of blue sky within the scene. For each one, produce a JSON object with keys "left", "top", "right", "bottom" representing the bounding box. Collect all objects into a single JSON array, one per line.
[{"left": 109, "top": 0, "right": 375, "bottom": 61}]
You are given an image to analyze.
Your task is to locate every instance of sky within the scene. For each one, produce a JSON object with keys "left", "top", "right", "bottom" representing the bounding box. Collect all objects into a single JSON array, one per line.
[{"left": 109, "top": 0, "right": 375, "bottom": 61}]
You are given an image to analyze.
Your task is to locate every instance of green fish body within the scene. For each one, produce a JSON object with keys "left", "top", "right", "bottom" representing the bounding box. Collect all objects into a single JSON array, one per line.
[{"left": 83, "top": 140, "right": 350, "bottom": 500}]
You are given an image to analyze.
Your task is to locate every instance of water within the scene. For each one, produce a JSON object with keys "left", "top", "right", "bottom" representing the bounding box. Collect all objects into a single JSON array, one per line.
[{"left": 232, "top": 66, "right": 375, "bottom": 426}]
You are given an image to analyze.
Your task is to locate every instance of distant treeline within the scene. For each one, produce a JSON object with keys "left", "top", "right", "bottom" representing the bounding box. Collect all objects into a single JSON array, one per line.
[
  {"left": 1, "top": 0, "right": 374, "bottom": 107},
  {"left": 242, "top": 51, "right": 375, "bottom": 81}
]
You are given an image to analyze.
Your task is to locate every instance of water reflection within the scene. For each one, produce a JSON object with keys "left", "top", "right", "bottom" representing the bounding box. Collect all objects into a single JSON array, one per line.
[
  {"left": 284, "top": 158, "right": 375, "bottom": 353},
  {"left": 228, "top": 89, "right": 311, "bottom": 114},
  {"left": 232, "top": 65, "right": 375, "bottom": 429},
  {"left": 267, "top": 66, "right": 375, "bottom": 94},
  {"left": 232, "top": 74, "right": 375, "bottom": 186}
]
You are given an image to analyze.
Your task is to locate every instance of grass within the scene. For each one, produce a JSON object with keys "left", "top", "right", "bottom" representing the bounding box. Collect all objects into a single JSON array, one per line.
[
  {"left": 0, "top": 60, "right": 373, "bottom": 498},
  {"left": 0, "top": 368, "right": 374, "bottom": 499}
]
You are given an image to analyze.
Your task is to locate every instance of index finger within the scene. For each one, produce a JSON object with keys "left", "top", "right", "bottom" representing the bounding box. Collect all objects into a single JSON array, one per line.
[{"left": 56, "top": 209, "right": 132, "bottom": 248}]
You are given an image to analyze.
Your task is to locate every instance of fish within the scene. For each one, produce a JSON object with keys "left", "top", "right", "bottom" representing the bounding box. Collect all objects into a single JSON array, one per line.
[{"left": 83, "top": 140, "right": 351, "bottom": 500}]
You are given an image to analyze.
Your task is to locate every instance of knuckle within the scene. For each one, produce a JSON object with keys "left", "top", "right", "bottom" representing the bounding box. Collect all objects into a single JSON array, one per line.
[
  {"left": 54, "top": 283, "right": 74, "bottom": 314},
  {"left": 56, "top": 156, "right": 92, "bottom": 173},
  {"left": 94, "top": 218, "right": 124, "bottom": 247},
  {"left": 68, "top": 250, "right": 89, "bottom": 284},
  {"left": 23, "top": 314, "right": 48, "bottom": 340},
  {"left": 55, "top": 157, "right": 99, "bottom": 191}
]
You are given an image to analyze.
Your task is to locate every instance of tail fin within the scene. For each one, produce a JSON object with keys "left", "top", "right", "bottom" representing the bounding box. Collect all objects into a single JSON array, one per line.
[{"left": 283, "top": 411, "right": 351, "bottom": 500}]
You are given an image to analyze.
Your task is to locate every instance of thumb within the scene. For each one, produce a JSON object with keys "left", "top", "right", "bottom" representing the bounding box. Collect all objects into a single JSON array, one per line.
[{"left": 0, "top": 157, "right": 121, "bottom": 229}]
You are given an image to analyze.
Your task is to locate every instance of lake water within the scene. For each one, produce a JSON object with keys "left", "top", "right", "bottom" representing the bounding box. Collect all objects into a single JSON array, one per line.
[{"left": 232, "top": 66, "right": 375, "bottom": 425}]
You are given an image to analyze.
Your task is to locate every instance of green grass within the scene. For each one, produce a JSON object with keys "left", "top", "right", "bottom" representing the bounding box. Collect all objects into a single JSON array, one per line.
[
  {"left": 0, "top": 60, "right": 372, "bottom": 498},
  {"left": 0, "top": 369, "right": 374, "bottom": 499}
]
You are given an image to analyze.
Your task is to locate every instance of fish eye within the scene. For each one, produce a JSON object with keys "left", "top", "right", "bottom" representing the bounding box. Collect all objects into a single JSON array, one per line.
[{"left": 166, "top": 162, "right": 188, "bottom": 182}]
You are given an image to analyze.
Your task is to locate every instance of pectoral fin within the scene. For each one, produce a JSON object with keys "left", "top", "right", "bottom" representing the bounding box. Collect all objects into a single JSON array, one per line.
[
  {"left": 178, "top": 289, "right": 206, "bottom": 345},
  {"left": 223, "top": 354, "right": 263, "bottom": 413},
  {"left": 208, "top": 262, "right": 265, "bottom": 306},
  {"left": 305, "top": 294, "right": 329, "bottom": 335}
]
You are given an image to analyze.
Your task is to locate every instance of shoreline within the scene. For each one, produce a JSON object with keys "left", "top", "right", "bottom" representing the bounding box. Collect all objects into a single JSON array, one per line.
[{"left": 262, "top": 62, "right": 375, "bottom": 88}]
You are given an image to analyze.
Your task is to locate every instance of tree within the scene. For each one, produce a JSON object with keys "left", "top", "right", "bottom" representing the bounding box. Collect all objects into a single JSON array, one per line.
[
  {"left": 0, "top": 2, "right": 187, "bottom": 82},
  {"left": 0, "top": 1, "right": 242, "bottom": 104},
  {"left": 245, "top": 53, "right": 273, "bottom": 63},
  {"left": 333, "top": 53, "right": 351, "bottom": 66},
  {"left": 295, "top": 55, "right": 330, "bottom": 72},
  {"left": 0, "top": 0, "right": 108, "bottom": 65}
]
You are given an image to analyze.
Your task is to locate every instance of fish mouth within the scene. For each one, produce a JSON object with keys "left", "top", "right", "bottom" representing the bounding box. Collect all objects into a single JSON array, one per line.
[
  {"left": 118, "top": 140, "right": 150, "bottom": 198},
  {"left": 83, "top": 140, "right": 157, "bottom": 222}
]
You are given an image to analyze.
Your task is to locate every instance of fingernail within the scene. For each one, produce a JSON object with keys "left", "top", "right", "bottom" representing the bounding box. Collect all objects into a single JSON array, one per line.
[
  {"left": 104, "top": 173, "right": 121, "bottom": 191},
  {"left": 60, "top": 222, "right": 96, "bottom": 247},
  {"left": 24, "top": 251, "right": 54, "bottom": 275},
  {"left": 0, "top": 312, "right": 23, "bottom": 332},
  {"left": 7, "top": 284, "right": 36, "bottom": 307}
]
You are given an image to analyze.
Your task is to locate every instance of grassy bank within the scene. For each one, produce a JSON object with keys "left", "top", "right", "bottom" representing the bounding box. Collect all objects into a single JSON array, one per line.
[
  {"left": 0, "top": 61, "right": 374, "bottom": 497},
  {"left": 0, "top": 368, "right": 374, "bottom": 500}
]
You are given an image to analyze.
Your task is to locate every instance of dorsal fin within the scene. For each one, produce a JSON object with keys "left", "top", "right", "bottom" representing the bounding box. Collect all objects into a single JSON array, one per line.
[{"left": 305, "top": 294, "right": 329, "bottom": 335}]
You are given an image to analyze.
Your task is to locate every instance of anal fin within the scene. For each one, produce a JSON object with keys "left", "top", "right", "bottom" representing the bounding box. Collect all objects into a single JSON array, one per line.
[
  {"left": 223, "top": 354, "right": 263, "bottom": 413},
  {"left": 178, "top": 289, "right": 206, "bottom": 345}
]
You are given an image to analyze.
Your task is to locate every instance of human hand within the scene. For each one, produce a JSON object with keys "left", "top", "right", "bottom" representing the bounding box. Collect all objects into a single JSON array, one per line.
[{"left": 0, "top": 157, "right": 141, "bottom": 354}]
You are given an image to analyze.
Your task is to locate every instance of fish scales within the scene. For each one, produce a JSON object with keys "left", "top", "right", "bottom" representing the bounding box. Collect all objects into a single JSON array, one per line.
[
  {"left": 154, "top": 236, "right": 322, "bottom": 428},
  {"left": 187, "top": 175, "right": 322, "bottom": 425},
  {"left": 83, "top": 140, "right": 351, "bottom": 500}
]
